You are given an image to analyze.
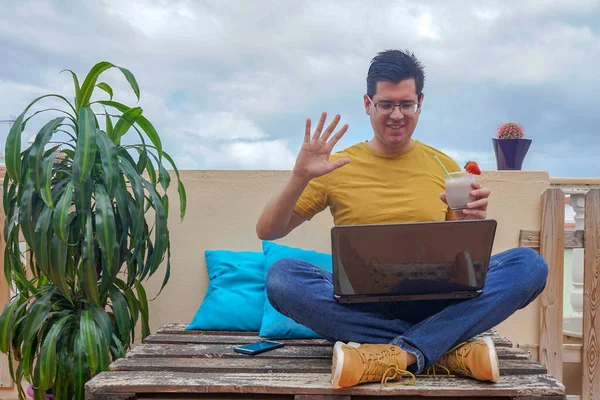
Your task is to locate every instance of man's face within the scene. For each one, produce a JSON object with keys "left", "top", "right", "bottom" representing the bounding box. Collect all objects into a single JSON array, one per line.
[{"left": 364, "top": 79, "right": 423, "bottom": 153}]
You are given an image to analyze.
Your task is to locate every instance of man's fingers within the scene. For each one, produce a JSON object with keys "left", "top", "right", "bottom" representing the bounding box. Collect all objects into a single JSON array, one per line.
[
  {"left": 461, "top": 209, "right": 487, "bottom": 220},
  {"left": 329, "top": 157, "right": 351, "bottom": 172},
  {"left": 467, "top": 197, "right": 488, "bottom": 210},
  {"left": 471, "top": 187, "right": 491, "bottom": 199},
  {"left": 321, "top": 114, "right": 341, "bottom": 142},
  {"left": 304, "top": 118, "right": 311, "bottom": 143},
  {"left": 439, "top": 193, "right": 448, "bottom": 205},
  {"left": 312, "top": 112, "right": 327, "bottom": 141},
  {"left": 327, "top": 124, "right": 349, "bottom": 148}
]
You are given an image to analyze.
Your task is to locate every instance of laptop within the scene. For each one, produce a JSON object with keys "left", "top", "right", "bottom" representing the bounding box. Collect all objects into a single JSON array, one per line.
[{"left": 331, "top": 219, "right": 497, "bottom": 303}]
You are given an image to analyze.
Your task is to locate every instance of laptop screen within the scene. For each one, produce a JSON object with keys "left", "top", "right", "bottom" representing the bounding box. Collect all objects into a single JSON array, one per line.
[{"left": 331, "top": 220, "right": 497, "bottom": 298}]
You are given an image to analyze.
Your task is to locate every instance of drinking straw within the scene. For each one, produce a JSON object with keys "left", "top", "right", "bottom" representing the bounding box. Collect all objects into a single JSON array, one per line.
[{"left": 434, "top": 155, "right": 452, "bottom": 179}]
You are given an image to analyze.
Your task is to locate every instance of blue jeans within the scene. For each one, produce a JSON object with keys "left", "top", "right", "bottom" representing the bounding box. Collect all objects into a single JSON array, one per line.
[{"left": 265, "top": 247, "right": 547, "bottom": 374}]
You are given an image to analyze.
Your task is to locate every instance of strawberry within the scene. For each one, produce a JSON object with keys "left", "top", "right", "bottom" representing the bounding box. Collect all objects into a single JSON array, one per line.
[{"left": 464, "top": 160, "right": 481, "bottom": 175}]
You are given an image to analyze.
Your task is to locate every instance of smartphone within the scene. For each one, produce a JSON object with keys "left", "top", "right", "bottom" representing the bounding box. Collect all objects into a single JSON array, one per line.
[{"left": 233, "top": 340, "right": 284, "bottom": 355}]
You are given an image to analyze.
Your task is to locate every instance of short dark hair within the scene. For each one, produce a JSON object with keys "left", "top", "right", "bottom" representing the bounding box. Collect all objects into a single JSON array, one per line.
[{"left": 366, "top": 50, "right": 425, "bottom": 99}]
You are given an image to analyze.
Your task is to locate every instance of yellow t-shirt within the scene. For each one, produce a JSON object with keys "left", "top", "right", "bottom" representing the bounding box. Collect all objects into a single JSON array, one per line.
[{"left": 294, "top": 140, "right": 461, "bottom": 225}]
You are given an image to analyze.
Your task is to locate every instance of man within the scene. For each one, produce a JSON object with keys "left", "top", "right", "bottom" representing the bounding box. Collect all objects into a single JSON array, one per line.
[{"left": 256, "top": 50, "right": 548, "bottom": 388}]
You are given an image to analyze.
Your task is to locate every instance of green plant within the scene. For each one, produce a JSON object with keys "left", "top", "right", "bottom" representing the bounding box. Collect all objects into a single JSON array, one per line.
[
  {"left": 496, "top": 122, "right": 525, "bottom": 139},
  {"left": 0, "top": 61, "right": 186, "bottom": 400}
]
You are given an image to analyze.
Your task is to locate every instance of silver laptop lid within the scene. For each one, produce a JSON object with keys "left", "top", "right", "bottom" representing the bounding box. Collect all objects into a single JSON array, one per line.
[{"left": 331, "top": 219, "right": 497, "bottom": 299}]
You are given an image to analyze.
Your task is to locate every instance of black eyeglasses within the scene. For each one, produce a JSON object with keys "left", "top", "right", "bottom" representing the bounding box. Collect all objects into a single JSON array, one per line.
[{"left": 367, "top": 96, "right": 420, "bottom": 115}]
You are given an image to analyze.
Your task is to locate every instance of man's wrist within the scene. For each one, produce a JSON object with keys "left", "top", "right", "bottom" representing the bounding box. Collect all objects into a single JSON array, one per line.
[{"left": 290, "top": 169, "right": 312, "bottom": 186}]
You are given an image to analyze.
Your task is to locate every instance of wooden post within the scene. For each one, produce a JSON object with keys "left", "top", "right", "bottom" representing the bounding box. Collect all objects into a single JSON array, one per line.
[
  {"left": 0, "top": 186, "right": 12, "bottom": 389},
  {"left": 539, "top": 188, "right": 565, "bottom": 381},
  {"left": 582, "top": 189, "right": 599, "bottom": 399}
]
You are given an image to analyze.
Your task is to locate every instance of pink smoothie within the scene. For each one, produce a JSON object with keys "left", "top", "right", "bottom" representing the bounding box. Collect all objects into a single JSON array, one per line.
[{"left": 445, "top": 172, "right": 475, "bottom": 210}]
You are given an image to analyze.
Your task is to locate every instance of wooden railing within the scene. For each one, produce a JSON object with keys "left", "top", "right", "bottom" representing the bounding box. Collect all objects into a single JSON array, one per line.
[{"left": 520, "top": 188, "right": 599, "bottom": 399}]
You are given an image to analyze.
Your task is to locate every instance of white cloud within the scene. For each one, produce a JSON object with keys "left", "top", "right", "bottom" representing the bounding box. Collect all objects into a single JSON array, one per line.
[
  {"left": 173, "top": 112, "right": 268, "bottom": 140},
  {"left": 0, "top": 0, "right": 598, "bottom": 176}
]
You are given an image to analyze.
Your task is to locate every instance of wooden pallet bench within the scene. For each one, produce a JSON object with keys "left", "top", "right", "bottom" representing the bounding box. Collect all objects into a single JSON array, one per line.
[{"left": 85, "top": 323, "right": 565, "bottom": 399}]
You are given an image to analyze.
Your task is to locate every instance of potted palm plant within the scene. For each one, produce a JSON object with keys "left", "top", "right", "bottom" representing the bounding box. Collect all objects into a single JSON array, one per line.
[
  {"left": 492, "top": 122, "right": 532, "bottom": 170},
  {"left": 0, "top": 61, "right": 186, "bottom": 400}
]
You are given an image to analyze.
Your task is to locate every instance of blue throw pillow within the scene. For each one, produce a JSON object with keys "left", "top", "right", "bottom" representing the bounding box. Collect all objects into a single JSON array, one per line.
[
  {"left": 259, "top": 241, "right": 332, "bottom": 339},
  {"left": 187, "top": 250, "right": 265, "bottom": 331}
]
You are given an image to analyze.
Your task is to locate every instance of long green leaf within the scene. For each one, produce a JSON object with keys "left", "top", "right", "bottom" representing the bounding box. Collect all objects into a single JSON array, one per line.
[
  {"left": 0, "top": 296, "right": 23, "bottom": 352},
  {"left": 79, "top": 310, "right": 99, "bottom": 373},
  {"left": 40, "top": 149, "right": 59, "bottom": 209},
  {"left": 73, "top": 107, "right": 97, "bottom": 185},
  {"left": 81, "top": 213, "right": 99, "bottom": 305},
  {"left": 18, "top": 180, "right": 35, "bottom": 246},
  {"left": 90, "top": 306, "right": 112, "bottom": 348},
  {"left": 111, "top": 333, "right": 125, "bottom": 359},
  {"left": 28, "top": 117, "right": 64, "bottom": 204},
  {"left": 158, "top": 162, "right": 171, "bottom": 193},
  {"left": 73, "top": 334, "right": 87, "bottom": 400},
  {"left": 135, "top": 146, "right": 149, "bottom": 175},
  {"left": 98, "top": 100, "right": 163, "bottom": 157},
  {"left": 53, "top": 345, "right": 72, "bottom": 400},
  {"left": 134, "top": 281, "right": 151, "bottom": 339},
  {"left": 155, "top": 232, "right": 171, "bottom": 298},
  {"left": 21, "top": 291, "right": 54, "bottom": 379},
  {"left": 97, "top": 328, "right": 111, "bottom": 371},
  {"left": 4, "top": 112, "right": 25, "bottom": 182},
  {"left": 110, "top": 106, "right": 143, "bottom": 143},
  {"left": 38, "top": 315, "right": 70, "bottom": 390},
  {"left": 33, "top": 207, "right": 53, "bottom": 277},
  {"left": 142, "top": 179, "right": 167, "bottom": 275},
  {"left": 52, "top": 180, "right": 74, "bottom": 243},
  {"left": 96, "top": 130, "right": 119, "bottom": 198},
  {"left": 74, "top": 176, "right": 92, "bottom": 222},
  {"left": 95, "top": 183, "right": 117, "bottom": 294},
  {"left": 108, "top": 285, "right": 131, "bottom": 346},
  {"left": 162, "top": 151, "right": 187, "bottom": 220},
  {"left": 105, "top": 111, "right": 113, "bottom": 140},
  {"left": 50, "top": 235, "right": 71, "bottom": 301},
  {"left": 117, "top": 66, "right": 140, "bottom": 101},
  {"left": 60, "top": 69, "right": 81, "bottom": 102},
  {"left": 96, "top": 82, "right": 113, "bottom": 99},
  {"left": 77, "top": 61, "right": 114, "bottom": 108}
]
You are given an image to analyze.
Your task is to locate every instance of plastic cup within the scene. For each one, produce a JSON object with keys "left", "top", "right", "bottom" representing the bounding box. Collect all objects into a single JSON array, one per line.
[{"left": 445, "top": 172, "right": 475, "bottom": 210}]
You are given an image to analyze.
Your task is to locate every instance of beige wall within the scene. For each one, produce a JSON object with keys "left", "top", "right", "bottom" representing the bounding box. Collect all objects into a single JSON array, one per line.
[{"left": 143, "top": 170, "right": 551, "bottom": 347}]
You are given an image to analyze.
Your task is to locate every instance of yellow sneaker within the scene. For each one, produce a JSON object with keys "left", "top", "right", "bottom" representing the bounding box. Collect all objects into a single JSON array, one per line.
[
  {"left": 331, "top": 342, "right": 416, "bottom": 388},
  {"left": 434, "top": 336, "right": 500, "bottom": 382}
]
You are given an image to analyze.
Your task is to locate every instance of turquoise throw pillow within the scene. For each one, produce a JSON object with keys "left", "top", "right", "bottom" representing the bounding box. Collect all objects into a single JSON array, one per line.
[
  {"left": 259, "top": 241, "right": 332, "bottom": 339},
  {"left": 187, "top": 250, "right": 265, "bottom": 331}
]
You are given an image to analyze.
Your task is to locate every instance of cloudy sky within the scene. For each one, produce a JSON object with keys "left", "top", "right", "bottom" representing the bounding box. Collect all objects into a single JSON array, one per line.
[{"left": 1, "top": 0, "right": 598, "bottom": 177}]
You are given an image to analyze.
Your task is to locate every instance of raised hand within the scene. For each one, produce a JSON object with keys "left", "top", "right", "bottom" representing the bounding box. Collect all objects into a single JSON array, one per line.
[{"left": 292, "top": 112, "right": 351, "bottom": 181}]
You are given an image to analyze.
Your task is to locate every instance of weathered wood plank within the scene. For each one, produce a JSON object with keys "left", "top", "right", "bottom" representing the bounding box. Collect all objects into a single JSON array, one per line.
[
  {"left": 519, "top": 230, "right": 584, "bottom": 250},
  {"left": 538, "top": 188, "right": 565, "bottom": 381},
  {"left": 157, "top": 324, "right": 259, "bottom": 335},
  {"left": 126, "top": 343, "right": 527, "bottom": 361},
  {"left": 158, "top": 323, "right": 512, "bottom": 347},
  {"left": 85, "top": 392, "right": 137, "bottom": 400},
  {"left": 127, "top": 343, "right": 333, "bottom": 359},
  {"left": 145, "top": 334, "right": 333, "bottom": 347},
  {"left": 137, "top": 395, "right": 290, "bottom": 400},
  {"left": 85, "top": 371, "right": 565, "bottom": 397},
  {"left": 145, "top": 333, "right": 512, "bottom": 348},
  {"left": 583, "top": 189, "right": 600, "bottom": 400},
  {"left": 111, "top": 356, "right": 546, "bottom": 375}
]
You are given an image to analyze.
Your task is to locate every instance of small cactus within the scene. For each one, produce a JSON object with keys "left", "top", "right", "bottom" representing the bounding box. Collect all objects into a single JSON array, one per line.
[{"left": 496, "top": 122, "right": 525, "bottom": 139}]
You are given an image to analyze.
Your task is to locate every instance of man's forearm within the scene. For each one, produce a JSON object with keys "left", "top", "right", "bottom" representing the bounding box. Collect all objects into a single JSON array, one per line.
[{"left": 256, "top": 173, "right": 310, "bottom": 240}]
